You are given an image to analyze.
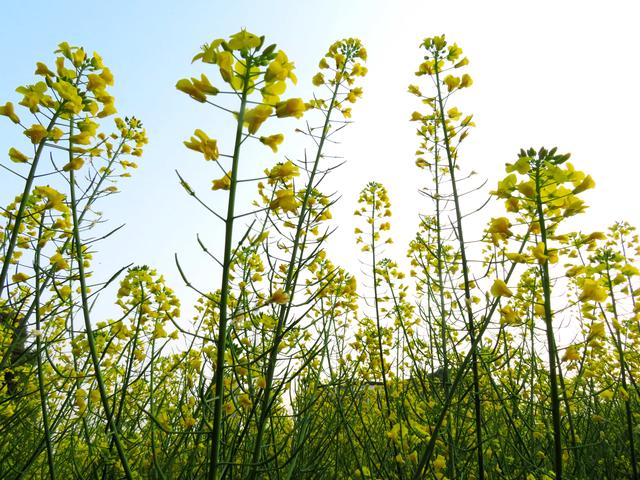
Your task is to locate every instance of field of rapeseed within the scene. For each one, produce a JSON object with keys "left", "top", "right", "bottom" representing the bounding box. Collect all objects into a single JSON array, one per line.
[{"left": 1, "top": 30, "right": 639, "bottom": 479}]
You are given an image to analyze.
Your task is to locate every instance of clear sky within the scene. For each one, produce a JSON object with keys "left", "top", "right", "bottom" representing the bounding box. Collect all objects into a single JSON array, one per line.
[{"left": 1, "top": 0, "right": 639, "bottom": 319}]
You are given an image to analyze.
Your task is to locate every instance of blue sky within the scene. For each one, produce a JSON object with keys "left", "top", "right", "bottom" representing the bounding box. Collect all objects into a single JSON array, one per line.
[{"left": 1, "top": 0, "right": 639, "bottom": 319}]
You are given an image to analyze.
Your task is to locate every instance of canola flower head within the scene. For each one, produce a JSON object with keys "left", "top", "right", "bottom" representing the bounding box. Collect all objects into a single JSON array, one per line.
[
  {"left": 259, "top": 133, "right": 284, "bottom": 153},
  {"left": 184, "top": 129, "right": 219, "bottom": 160},
  {"left": 267, "top": 288, "right": 290, "bottom": 305},
  {"left": 227, "top": 29, "right": 262, "bottom": 51},
  {"left": 491, "top": 278, "right": 513, "bottom": 298}
]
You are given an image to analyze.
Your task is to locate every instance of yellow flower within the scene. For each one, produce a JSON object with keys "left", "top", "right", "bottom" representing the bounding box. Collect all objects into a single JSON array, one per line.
[
  {"left": 192, "top": 74, "right": 219, "bottom": 95},
  {"left": 517, "top": 181, "right": 536, "bottom": 197},
  {"left": 228, "top": 29, "right": 262, "bottom": 50},
  {"left": 506, "top": 157, "right": 531, "bottom": 175},
  {"left": 75, "top": 389, "right": 87, "bottom": 413},
  {"left": 0, "top": 102, "right": 20, "bottom": 123},
  {"left": 184, "top": 129, "right": 219, "bottom": 160},
  {"left": 267, "top": 161, "right": 300, "bottom": 184},
  {"left": 346, "top": 87, "right": 363, "bottom": 103},
  {"left": 238, "top": 394, "right": 252, "bottom": 410},
  {"left": 97, "top": 102, "right": 116, "bottom": 118},
  {"left": 62, "top": 157, "right": 85, "bottom": 171},
  {"left": 505, "top": 252, "right": 528, "bottom": 263},
  {"left": 573, "top": 174, "right": 595, "bottom": 194},
  {"left": 256, "top": 376, "right": 267, "bottom": 389},
  {"left": 59, "top": 285, "right": 72, "bottom": 299},
  {"left": 268, "top": 288, "right": 290, "bottom": 305},
  {"left": 579, "top": 278, "right": 607, "bottom": 303},
  {"left": 9, "top": 147, "right": 30, "bottom": 163},
  {"left": 447, "top": 107, "right": 462, "bottom": 120},
  {"left": 244, "top": 104, "right": 273, "bottom": 134},
  {"left": 312, "top": 72, "right": 325, "bottom": 86},
  {"left": 72, "top": 47, "right": 86, "bottom": 67},
  {"left": 35, "top": 62, "right": 55, "bottom": 77},
  {"left": 491, "top": 279, "right": 513, "bottom": 298},
  {"left": 176, "top": 78, "right": 206, "bottom": 102},
  {"left": 16, "top": 82, "right": 53, "bottom": 112},
  {"left": 588, "top": 321, "right": 606, "bottom": 339},
  {"left": 387, "top": 423, "right": 401, "bottom": 442},
  {"left": 275, "top": 98, "right": 306, "bottom": 119},
  {"left": 504, "top": 197, "right": 519, "bottom": 212},
  {"left": 87, "top": 73, "right": 107, "bottom": 92},
  {"left": 12, "top": 273, "right": 29, "bottom": 283},
  {"left": 223, "top": 401, "right": 234, "bottom": 414},
  {"left": 52, "top": 80, "right": 83, "bottom": 114},
  {"left": 460, "top": 73, "right": 473, "bottom": 88},
  {"left": 176, "top": 74, "right": 219, "bottom": 103},
  {"left": 261, "top": 81, "right": 286, "bottom": 104},
  {"left": 531, "top": 242, "right": 549, "bottom": 264},
  {"left": 153, "top": 324, "right": 167, "bottom": 339},
  {"left": 433, "top": 455, "right": 446, "bottom": 470},
  {"left": 50, "top": 252, "right": 69, "bottom": 271},
  {"left": 212, "top": 173, "right": 231, "bottom": 191},
  {"left": 259, "top": 134, "right": 284, "bottom": 153},
  {"left": 270, "top": 189, "right": 299, "bottom": 213},
  {"left": 600, "top": 389, "right": 614, "bottom": 401},
  {"left": 34, "top": 186, "right": 67, "bottom": 211},
  {"left": 565, "top": 265, "right": 585, "bottom": 277},
  {"left": 352, "top": 63, "right": 367, "bottom": 76},
  {"left": 561, "top": 345, "right": 580, "bottom": 362},
  {"left": 24, "top": 124, "right": 49, "bottom": 144},
  {"left": 500, "top": 305, "right": 518, "bottom": 325},
  {"left": 265, "top": 50, "right": 297, "bottom": 84},
  {"left": 488, "top": 217, "right": 511, "bottom": 244},
  {"left": 100, "top": 67, "right": 114, "bottom": 86},
  {"left": 215, "top": 51, "right": 235, "bottom": 84},
  {"left": 443, "top": 74, "right": 460, "bottom": 91},
  {"left": 183, "top": 416, "right": 196, "bottom": 428},
  {"left": 408, "top": 84, "right": 421, "bottom": 96}
]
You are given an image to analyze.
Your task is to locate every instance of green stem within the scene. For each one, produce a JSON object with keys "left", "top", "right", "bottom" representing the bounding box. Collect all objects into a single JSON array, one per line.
[
  {"left": 34, "top": 213, "right": 56, "bottom": 480},
  {"left": 68, "top": 117, "right": 132, "bottom": 479},
  {"left": 369, "top": 190, "right": 404, "bottom": 480},
  {"left": 246, "top": 64, "right": 346, "bottom": 480},
  {"left": 413, "top": 230, "right": 531, "bottom": 480},
  {"left": 533, "top": 160, "right": 563, "bottom": 480},
  {"left": 208, "top": 60, "right": 253, "bottom": 480},
  {"left": 433, "top": 54, "right": 484, "bottom": 480},
  {"left": 604, "top": 256, "right": 638, "bottom": 480}
]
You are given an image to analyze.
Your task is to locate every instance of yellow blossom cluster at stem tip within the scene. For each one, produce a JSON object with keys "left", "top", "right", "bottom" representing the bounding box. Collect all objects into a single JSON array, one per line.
[
  {"left": 313, "top": 37, "right": 367, "bottom": 118},
  {"left": 177, "top": 29, "right": 312, "bottom": 170},
  {"left": 1, "top": 42, "right": 147, "bottom": 175}
]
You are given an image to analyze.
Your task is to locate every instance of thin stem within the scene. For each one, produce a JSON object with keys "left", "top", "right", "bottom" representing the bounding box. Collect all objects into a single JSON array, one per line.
[
  {"left": 208, "top": 57, "right": 253, "bottom": 480},
  {"left": 34, "top": 213, "right": 56, "bottom": 480},
  {"left": 534, "top": 159, "right": 563, "bottom": 480},
  {"left": 69, "top": 118, "right": 133, "bottom": 479},
  {"left": 433, "top": 53, "right": 484, "bottom": 480}
]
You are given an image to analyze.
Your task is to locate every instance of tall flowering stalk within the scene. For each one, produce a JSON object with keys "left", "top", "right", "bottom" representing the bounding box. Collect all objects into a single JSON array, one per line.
[
  {"left": 410, "top": 35, "right": 486, "bottom": 479},
  {"left": 176, "top": 29, "right": 305, "bottom": 479},
  {"left": 0, "top": 43, "right": 146, "bottom": 478},
  {"left": 491, "top": 147, "right": 595, "bottom": 479},
  {"left": 247, "top": 36, "right": 367, "bottom": 480},
  {"left": 176, "top": 31, "right": 366, "bottom": 479}
]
